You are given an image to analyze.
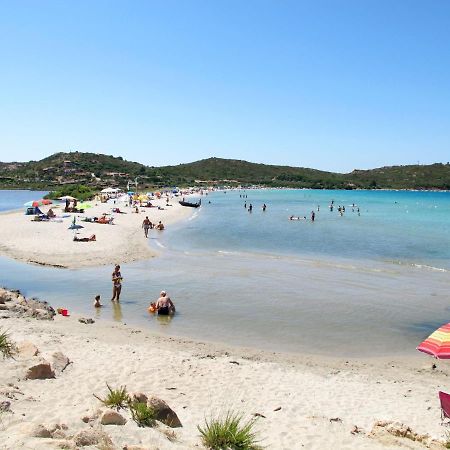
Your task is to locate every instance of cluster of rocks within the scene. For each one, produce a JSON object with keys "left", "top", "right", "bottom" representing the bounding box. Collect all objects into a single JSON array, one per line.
[
  {"left": 0, "top": 287, "right": 55, "bottom": 320},
  {"left": 82, "top": 391, "right": 182, "bottom": 428},
  {"left": 21, "top": 392, "right": 182, "bottom": 449},
  {"left": 24, "top": 422, "right": 114, "bottom": 448},
  {"left": 10, "top": 340, "right": 70, "bottom": 380},
  {"left": 368, "top": 420, "right": 444, "bottom": 448}
]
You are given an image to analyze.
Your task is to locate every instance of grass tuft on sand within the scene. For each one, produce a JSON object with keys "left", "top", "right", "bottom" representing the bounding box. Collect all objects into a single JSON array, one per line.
[
  {"left": 129, "top": 402, "right": 156, "bottom": 428},
  {"left": 198, "top": 411, "right": 262, "bottom": 450},
  {"left": 94, "top": 383, "right": 130, "bottom": 410},
  {"left": 0, "top": 328, "right": 17, "bottom": 359}
]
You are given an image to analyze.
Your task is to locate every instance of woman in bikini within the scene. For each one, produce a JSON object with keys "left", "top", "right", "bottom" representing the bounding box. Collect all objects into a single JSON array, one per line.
[{"left": 111, "top": 265, "right": 123, "bottom": 302}]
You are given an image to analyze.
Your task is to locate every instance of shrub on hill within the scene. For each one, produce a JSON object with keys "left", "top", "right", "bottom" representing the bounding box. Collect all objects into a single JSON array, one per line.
[{"left": 44, "top": 184, "right": 97, "bottom": 201}]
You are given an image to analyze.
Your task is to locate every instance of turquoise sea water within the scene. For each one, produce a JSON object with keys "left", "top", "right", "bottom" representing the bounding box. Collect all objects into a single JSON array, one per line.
[
  {"left": 1, "top": 189, "right": 450, "bottom": 357},
  {"left": 168, "top": 189, "right": 450, "bottom": 269}
]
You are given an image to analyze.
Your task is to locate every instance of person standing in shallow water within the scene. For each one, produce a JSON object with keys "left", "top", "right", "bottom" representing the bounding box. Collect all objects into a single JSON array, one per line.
[{"left": 111, "top": 265, "right": 123, "bottom": 302}]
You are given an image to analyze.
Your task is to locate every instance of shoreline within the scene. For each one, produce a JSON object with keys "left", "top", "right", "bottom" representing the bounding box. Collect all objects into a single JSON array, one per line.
[
  {"left": 0, "top": 287, "right": 448, "bottom": 449},
  {"left": 0, "top": 196, "right": 194, "bottom": 269}
]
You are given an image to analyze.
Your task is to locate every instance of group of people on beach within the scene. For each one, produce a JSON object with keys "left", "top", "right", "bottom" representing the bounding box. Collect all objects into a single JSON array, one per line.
[
  {"left": 93, "top": 264, "right": 175, "bottom": 316},
  {"left": 141, "top": 216, "right": 165, "bottom": 237}
]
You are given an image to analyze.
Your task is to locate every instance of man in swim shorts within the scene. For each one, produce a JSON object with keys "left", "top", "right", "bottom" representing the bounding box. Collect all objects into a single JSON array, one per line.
[
  {"left": 142, "top": 216, "right": 151, "bottom": 238},
  {"left": 155, "top": 291, "right": 175, "bottom": 315}
]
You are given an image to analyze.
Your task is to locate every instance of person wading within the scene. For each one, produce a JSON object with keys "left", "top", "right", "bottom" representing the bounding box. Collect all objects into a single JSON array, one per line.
[
  {"left": 111, "top": 265, "right": 123, "bottom": 302},
  {"left": 142, "top": 216, "right": 152, "bottom": 238}
]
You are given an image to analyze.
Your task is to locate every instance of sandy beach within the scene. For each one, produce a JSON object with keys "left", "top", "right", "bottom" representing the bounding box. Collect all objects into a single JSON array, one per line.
[
  {"left": 0, "top": 196, "right": 193, "bottom": 269},
  {"left": 0, "top": 287, "right": 448, "bottom": 450}
]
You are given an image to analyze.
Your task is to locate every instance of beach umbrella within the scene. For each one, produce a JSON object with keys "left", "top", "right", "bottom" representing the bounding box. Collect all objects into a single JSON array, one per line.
[
  {"left": 41, "top": 199, "right": 52, "bottom": 205},
  {"left": 24, "top": 200, "right": 47, "bottom": 207},
  {"left": 68, "top": 216, "right": 84, "bottom": 230},
  {"left": 59, "top": 195, "right": 77, "bottom": 201},
  {"left": 417, "top": 322, "right": 450, "bottom": 359}
]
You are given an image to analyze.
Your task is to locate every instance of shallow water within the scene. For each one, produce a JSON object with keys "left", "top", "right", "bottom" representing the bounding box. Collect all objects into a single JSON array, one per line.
[{"left": 1, "top": 189, "right": 450, "bottom": 357}]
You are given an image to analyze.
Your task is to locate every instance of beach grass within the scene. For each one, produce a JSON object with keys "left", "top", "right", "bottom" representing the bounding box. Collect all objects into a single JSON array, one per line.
[
  {"left": 94, "top": 383, "right": 130, "bottom": 410},
  {"left": 445, "top": 430, "right": 450, "bottom": 449},
  {"left": 198, "top": 411, "right": 262, "bottom": 450},
  {"left": 129, "top": 401, "right": 156, "bottom": 427},
  {"left": 0, "top": 328, "right": 17, "bottom": 359}
]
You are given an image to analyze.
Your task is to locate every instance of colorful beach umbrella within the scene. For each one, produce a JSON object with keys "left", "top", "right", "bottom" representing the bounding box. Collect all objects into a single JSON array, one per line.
[
  {"left": 417, "top": 322, "right": 450, "bottom": 359},
  {"left": 24, "top": 199, "right": 50, "bottom": 207}
]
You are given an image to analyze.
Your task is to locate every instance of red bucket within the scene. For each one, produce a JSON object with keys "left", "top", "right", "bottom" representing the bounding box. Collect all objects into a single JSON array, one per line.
[{"left": 61, "top": 309, "right": 69, "bottom": 317}]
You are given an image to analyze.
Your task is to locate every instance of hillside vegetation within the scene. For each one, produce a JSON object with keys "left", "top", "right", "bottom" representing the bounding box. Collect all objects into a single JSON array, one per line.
[{"left": 0, "top": 151, "right": 450, "bottom": 191}]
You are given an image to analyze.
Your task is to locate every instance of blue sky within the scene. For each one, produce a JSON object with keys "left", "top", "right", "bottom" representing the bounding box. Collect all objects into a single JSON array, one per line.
[{"left": 0, "top": 0, "right": 449, "bottom": 172}]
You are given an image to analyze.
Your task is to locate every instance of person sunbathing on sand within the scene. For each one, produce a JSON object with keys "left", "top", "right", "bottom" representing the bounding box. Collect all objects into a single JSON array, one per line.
[
  {"left": 154, "top": 291, "right": 175, "bottom": 315},
  {"left": 73, "top": 234, "right": 96, "bottom": 242}
]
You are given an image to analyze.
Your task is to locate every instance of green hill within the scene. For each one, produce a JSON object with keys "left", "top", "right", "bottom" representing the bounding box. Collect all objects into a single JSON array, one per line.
[{"left": 1, "top": 151, "right": 450, "bottom": 191}]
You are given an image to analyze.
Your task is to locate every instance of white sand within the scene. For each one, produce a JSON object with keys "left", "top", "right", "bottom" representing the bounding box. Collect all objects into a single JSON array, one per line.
[
  {"left": 0, "top": 196, "right": 193, "bottom": 268},
  {"left": 0, "top": 312, "right": 448, "bottom": 450}
]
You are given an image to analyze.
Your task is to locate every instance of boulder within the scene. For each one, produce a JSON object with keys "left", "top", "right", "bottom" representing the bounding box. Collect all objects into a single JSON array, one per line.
[
  {"left": 17, "top": 341, "right": 39, "bottom": 358},
  {"left": 72, "top": 428, "right": 113, "bottom": 447},
  {"left": 100, "top": 409, "right": 127, "bottom": 425},
  {"left": 0, "top": 289, "right": 20, "bottom": 303},
  {"left": 27, "top": 423, "right": 52, "bottom": 438},
  {"left": 25, "top": 361, "right": 55, "bottom": 380},
  {"left": 147, "top": 396, "right": 182, "bottom": 428},
  {"left": 51, "top": 352, "right": 70, "bottom": 375},
  {"left": 130, "top": 392, "right": 148, "bottom": 403}
]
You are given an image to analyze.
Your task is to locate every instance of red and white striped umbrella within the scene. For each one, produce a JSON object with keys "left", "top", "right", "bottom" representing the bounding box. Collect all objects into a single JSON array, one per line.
[{"left": 417, "top": 322, "right": 450, "bottom": 359}]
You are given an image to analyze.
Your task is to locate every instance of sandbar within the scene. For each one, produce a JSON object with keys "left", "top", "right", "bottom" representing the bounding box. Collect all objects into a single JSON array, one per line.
[{"left": 0, "top": 196, "right": 193, "bottom": 269}]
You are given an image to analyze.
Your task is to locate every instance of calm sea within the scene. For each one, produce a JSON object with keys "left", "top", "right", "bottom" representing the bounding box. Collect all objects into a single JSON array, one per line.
[{"left": 1, "top": 189, "right": 450, "bottom": 357}]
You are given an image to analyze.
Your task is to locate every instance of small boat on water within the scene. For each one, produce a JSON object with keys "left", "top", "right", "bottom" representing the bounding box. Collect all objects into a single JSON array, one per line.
[{"left": 179, "top": 199, "right": 201, "bottom": 208}]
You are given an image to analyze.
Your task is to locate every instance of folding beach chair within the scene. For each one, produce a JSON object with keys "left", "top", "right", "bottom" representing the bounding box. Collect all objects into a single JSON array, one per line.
[{"left": 439, "top": 391, "right": 450, "bottom": 424}]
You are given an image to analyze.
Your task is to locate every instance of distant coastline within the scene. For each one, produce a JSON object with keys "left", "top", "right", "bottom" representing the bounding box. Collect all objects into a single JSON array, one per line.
[{"left": 1, "top": 151, "right": 450, "bottom": 191}]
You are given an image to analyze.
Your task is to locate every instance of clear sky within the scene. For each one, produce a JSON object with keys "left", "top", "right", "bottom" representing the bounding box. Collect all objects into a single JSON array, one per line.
[{"left": 0, "top": 0, "right": 449, "bottom": 173}]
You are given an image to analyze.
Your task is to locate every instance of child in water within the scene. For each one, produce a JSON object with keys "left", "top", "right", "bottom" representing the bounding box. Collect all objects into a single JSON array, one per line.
[{"left": 94, "top": 295, "right": 103, "bottom": 308}]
